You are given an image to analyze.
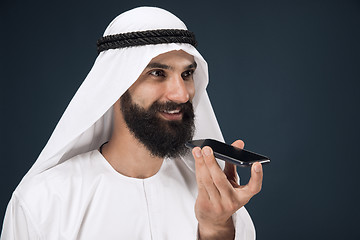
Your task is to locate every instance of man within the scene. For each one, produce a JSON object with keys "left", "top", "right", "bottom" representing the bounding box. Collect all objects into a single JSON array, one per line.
[{"left": 1, "top": 7, "right": 263, "bottom": 240}]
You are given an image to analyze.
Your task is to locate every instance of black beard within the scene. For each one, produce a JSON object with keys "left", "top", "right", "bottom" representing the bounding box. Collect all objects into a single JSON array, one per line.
[{"left": 120, "top": 90, "right": 195, "bottom": 158}]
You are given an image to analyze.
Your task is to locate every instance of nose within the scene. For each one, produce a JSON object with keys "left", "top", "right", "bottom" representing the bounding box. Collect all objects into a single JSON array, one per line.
[{"left": 165, "top": 75, "right": 191, "bottom": 103}]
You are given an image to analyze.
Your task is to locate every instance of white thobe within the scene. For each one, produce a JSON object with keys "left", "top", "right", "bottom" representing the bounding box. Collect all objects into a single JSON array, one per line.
[{"left": 1, "top": 150, "right": 255, "bottom": 240}]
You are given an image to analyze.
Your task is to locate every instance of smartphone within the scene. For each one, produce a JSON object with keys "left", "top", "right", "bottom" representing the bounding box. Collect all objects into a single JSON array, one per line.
[{"left": 185, "top": 139, "right": 270, "bottom": 167}]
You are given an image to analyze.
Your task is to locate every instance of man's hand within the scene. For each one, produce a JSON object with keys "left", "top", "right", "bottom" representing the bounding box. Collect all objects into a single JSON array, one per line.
[{"left": 192, "top": 140, "right": 263, "bottom": 240}]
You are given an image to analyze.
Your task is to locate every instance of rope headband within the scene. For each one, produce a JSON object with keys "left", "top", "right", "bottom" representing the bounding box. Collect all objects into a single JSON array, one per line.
[{"left": 97, "top": 29, "right": 197, "bottom": 54}]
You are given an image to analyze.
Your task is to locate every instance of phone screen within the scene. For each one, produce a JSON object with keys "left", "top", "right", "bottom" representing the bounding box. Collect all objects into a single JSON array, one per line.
[{"left": 185, "top": 139, "right": 270, "bottom": 167}]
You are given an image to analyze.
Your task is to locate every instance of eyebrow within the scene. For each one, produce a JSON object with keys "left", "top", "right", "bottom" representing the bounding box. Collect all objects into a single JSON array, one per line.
[
  {"left": 188, "top": 61, "right": 197, "bottom": 69},
  {"left": 146, "top": 61, "right": 197, "bottom": 70}
]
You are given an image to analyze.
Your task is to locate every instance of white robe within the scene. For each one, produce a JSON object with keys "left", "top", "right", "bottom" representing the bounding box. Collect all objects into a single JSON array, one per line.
[{"left": 2, "top": 150, "right": 255, "bottom": 240}]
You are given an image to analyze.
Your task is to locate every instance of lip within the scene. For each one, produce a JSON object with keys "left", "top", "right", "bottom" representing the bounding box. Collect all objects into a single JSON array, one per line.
[{"left": 159, "top": 110, "right": 183, "bottom": 121}]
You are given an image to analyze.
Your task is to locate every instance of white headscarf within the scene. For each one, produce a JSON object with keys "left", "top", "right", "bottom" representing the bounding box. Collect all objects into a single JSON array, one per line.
[{"left": 20, "top": 6, "right": 224, "bottom": 184}]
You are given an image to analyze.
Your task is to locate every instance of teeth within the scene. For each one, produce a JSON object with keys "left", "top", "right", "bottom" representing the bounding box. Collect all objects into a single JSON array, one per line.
[{"left": 164, "top": 109, "right": 180, "bottom": 114}]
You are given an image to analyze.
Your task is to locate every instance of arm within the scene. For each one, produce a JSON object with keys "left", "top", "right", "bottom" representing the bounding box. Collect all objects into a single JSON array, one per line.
[
  {"left": 1, "top": 194, "right": 40, "bottom": 240},
  {"left": 192, "top": 140, "right": 263, "bottom": 240}
]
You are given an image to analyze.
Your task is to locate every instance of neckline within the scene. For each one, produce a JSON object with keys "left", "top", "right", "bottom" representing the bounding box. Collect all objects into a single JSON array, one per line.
[{"left": 94, "top": 149, "right": 167, "bottom": 183}]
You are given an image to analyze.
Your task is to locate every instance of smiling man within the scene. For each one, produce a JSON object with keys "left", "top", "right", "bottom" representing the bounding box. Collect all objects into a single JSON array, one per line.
[{"left": 1, "top": 7, "right": 262, "bottom": 240}]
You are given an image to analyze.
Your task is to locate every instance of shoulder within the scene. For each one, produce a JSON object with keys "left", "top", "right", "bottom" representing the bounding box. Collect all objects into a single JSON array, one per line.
[
  {"left": 18, "top": 151, "right": 99, "bottom": 187},
  {"left": 5, "top": 150, "right": 107, "bottom": 238},
  {"left": 14, "top": 150, "right": 105, "bottom": 212}
]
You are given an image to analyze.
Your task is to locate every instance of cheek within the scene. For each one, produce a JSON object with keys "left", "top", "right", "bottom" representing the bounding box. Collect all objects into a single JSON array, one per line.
[{"left": 129, "top": 83, "right": 163, "bottom": 108}]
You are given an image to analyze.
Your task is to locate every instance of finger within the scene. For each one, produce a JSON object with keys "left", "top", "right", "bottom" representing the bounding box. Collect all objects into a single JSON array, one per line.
[
  {"left": 223, "top": 162, "right": 239, "bottom": 188},
  {"left": 192, "top": 147, "right": 207, "bottom": 193},
  {"left": 231, "top": 140, "right": 245, "bottom": 149},
  {"left": 202, "top": 146, "right": 235, "bottom": 197},
  {"left": 244, "top": 162, "right": 263, "bottom": 196},
  {"left": 192, "top": 147, "right": 220, "bottom": 201}
]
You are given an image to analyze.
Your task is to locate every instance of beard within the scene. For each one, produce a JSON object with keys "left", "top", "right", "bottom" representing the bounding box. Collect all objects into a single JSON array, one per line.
[{"left": 120, "top": 90, "right": 195, "bottom": 159}]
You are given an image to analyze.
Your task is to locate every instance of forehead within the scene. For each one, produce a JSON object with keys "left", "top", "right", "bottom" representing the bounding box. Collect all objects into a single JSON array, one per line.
[{"left": 147, "top": 50, "right": 195, "bottom": 66}]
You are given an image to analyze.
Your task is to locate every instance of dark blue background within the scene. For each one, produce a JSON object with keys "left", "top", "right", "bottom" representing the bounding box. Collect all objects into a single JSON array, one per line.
[{"left": 1, "top": 0, "right": 359, "bottom": 239}]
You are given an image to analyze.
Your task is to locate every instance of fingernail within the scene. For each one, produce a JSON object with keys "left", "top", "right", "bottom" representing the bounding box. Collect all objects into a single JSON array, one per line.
[
  {"left": 194, "top": 148, "right": 202, "bottom": 158},
  {"left": 254, "top": 163, "right": 261, "bottom": 173},
  {"left": 203, "top": 147, "right": 212, "bottom": 156}
]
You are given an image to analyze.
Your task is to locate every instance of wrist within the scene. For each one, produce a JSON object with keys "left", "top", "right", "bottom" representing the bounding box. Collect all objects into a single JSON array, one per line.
[{"left": 198, "top": 217, "right": 235, "bottom": 240}]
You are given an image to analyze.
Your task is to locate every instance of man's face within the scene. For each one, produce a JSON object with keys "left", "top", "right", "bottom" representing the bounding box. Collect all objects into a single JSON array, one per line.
[{"left": 120, "top": 50, "right": 197, "bottom": 158}]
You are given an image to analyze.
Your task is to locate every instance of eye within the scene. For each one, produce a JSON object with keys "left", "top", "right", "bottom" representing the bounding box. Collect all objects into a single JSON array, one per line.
[
  {"left": 149, "top": 70, "right": 166, "bottom": 77},
  {"left": 181, "top": 69, "right": 195, "bottom": 80}
]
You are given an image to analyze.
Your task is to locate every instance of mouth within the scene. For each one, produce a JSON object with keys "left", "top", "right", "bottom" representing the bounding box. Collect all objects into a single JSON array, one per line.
[{"left": 159, "top": 108, "right": 183, "bottom": 121}]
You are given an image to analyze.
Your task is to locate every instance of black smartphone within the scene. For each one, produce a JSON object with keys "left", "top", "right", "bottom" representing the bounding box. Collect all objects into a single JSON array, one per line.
[{"left": 185, "top": 139, "right": 270, "bottom": 167}]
